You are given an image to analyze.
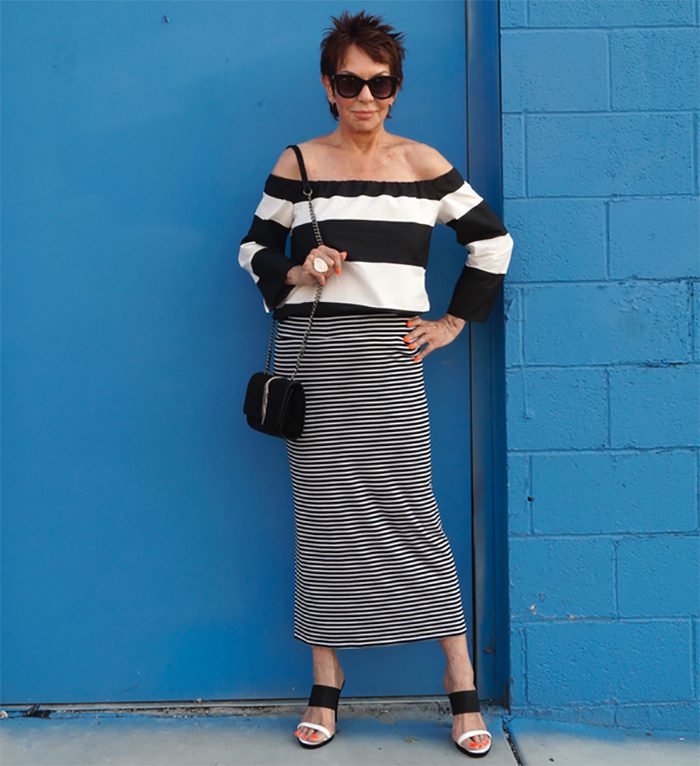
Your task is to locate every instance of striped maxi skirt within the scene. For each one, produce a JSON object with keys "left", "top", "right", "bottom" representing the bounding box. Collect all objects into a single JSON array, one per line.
[{"left": 272, "top": 313, "right": 467, "bottom": 648}]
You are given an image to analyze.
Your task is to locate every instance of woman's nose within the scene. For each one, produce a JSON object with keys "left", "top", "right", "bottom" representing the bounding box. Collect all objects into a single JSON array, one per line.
[{"left": 357, "top": 83, "right": 374, "bottom": 100}]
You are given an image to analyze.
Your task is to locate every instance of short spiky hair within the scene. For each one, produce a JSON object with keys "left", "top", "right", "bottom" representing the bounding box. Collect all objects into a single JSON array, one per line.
[{"left": 320, "top": 10, "right": 407, "bottom": 120}]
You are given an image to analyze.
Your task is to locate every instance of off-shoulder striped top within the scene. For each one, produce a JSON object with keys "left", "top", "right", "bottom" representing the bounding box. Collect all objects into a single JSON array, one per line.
[{"left": 238, "top": 165, "right": 514, "bottom": 322}]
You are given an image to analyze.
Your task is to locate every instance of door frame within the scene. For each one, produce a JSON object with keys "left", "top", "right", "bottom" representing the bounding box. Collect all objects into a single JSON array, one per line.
[{"left": 465, "top": 0, "right": 510, "bottom": 708}]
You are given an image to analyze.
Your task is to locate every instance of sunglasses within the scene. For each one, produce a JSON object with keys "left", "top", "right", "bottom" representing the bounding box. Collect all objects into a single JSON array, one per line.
[{"left": 331, "top": 74, "right": 399, "bottom": 100}]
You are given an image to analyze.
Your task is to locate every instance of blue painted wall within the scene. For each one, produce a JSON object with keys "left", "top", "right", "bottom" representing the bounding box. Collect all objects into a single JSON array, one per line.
[
  {"left": 501, "top": 0, "right": 699, "bottom": 734},
  {"left": 1, "top": 0, "right": 481, "bottom": 704}
]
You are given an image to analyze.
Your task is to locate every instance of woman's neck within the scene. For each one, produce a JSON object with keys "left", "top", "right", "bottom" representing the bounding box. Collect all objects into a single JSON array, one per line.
[{"left": 331, "top": 122, "right": 395, "bottom": 155}]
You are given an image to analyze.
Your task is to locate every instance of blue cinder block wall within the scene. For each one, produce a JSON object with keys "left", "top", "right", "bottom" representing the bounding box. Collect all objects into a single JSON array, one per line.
[{"left": 500, "top": 0, "right": 699, "bottom": 733}]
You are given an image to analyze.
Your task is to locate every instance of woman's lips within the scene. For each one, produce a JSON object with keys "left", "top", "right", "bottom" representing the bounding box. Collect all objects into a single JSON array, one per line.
[{"left": 353, "top": 111, "right": 376, "bottom": 118}]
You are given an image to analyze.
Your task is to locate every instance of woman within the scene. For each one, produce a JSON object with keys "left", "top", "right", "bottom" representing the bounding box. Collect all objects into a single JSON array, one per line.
[{"left": 238, "top": 9, "right": 513, "bottom": 759}]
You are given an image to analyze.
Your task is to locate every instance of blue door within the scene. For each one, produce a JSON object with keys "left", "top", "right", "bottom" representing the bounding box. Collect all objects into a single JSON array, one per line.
[{"left": 1, "top": 0, "right": 479, "bottom": 704}]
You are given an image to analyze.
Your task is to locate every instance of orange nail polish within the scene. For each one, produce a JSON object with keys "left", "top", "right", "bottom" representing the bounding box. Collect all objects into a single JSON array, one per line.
[
  {"left": 335, "top": 267, "right": 340, "bottom": 275},
  {"left": 408, "top": 343, "right": 416, "bottom": 350},
  {"left": 413, "top": 356, "right": 420, "bottom": 362},
  {"left": 406, "top": 321, "right": 414, "bottom": 327},
  {"left": 403, "top": 335, "right": 411, "bottom": 342}
]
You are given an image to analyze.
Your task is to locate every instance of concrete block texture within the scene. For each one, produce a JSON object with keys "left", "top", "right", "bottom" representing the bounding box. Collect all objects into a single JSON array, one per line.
[
  {"left": 522, "top": 282, "right": 691, "bottom": 366},
  {"left": 502, "top": 30, "right": 609, "bottom": 112},
  {"left": 505, "top": 367, "right": 607, "bottom": 450},
  {"left": 529, "top": 450, "right": 698, "bottom": 534},
  {"left": 500, "top": 0, "right": 528, "bottom": 29},
  {"left": 509, "top": 624, "right": 528, "bottom": 707},
  {"left": 614, "top": 700, "right": 700, "bottom": 733},
  {"left": 507, "top": 452, "right": 531, "bottom": 535},
  {"left": 528, "top": 0, "right": 697, "bottom": 28},
  {"left": 509, "top": 537, "right": 616, "bottom": 620},
  {"left": 609, "top": 197, "right": 700, "bottom": 280},
  {"left": 502, "top": 114, "right": 525, "bottom": 197},
  {"left": 504, "top": 285, "right": 523, "bottom": 367},
  {"left": 695, "top": 618, "right": 700, "bottom": 694},
  {"left": 524, "top": 620, "right": 694, "bottom": 705},
  {"left": 504, "top": 199, "right": 606, "bottom": 282},
  {"left": 526, "top": 114, "right": 694, "bottom": 197},
  {"left": 502, "top": 0, "right": 699, "bottom": 734},
  {"left": 609, "top": 363, "right": 700, "bottom": 448},
  {"left": 694, "top": 281, "right": 700, "bottom": 362},
  {"left": 610, "top": 28, "right": 700, "bottom": 110},
  {"left": 617, "top": 535, "right": 700, "bottom": 617}
]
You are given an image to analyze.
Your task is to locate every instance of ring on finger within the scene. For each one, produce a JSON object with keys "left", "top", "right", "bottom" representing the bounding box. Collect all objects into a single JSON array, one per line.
[{"left": 313, "top": 257, "right": 329, "bottom": 273}]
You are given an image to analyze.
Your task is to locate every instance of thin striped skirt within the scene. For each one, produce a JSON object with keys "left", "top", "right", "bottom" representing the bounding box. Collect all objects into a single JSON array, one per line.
[{"left": 272, "top": 313, "right": 467, "bottom": 648}]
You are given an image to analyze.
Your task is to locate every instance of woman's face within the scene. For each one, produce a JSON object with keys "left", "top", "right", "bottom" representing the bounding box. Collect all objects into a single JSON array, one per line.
[{"left": 322, "top": 43, "right": 398, "bottom": 131}]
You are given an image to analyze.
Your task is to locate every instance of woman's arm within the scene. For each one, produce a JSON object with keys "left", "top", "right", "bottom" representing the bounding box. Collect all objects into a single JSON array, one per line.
[
  {"left": 238, "top": 151, "right": 301, "bottom": 311},
  {"left": 238, "top": 200, "right": 295, "bottom": 311},
  {"left": 432, "top": 153, "right": 513, "bottom": 322},
  {"left": 242, "top": 147, "right": 347, "bottom": 297},
  {"left": 402, "top": 144, "right": 513, "bottom": 361},
  {"left": 409, "top": 142, "right": 514, "bottom": 321}
]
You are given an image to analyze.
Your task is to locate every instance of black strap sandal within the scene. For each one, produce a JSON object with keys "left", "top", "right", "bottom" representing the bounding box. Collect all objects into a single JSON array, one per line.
[
  {"left": 448, "top": 688, "right": 493, "bottom": 758},
  {"left": 295, "top": 680, "right": 345, "bottom": 748}
]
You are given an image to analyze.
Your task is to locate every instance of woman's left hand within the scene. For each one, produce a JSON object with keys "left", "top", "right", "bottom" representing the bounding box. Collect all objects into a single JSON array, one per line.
[{"left": 403, "top": 314, "right": 467, "bottom": 363}]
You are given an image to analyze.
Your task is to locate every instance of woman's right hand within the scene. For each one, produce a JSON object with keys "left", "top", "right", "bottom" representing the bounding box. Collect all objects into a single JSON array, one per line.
[{"left": 285, "top": 246, "right": 348, "bottom": 287}]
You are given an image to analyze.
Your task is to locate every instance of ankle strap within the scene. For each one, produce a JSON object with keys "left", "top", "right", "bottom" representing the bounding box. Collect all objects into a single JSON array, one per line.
[
  {"left": 448, "top": 689, "right": 480, "bottom": 715},
  {"left": 309, "top": 683, "right": 343, "bottom": 710}
]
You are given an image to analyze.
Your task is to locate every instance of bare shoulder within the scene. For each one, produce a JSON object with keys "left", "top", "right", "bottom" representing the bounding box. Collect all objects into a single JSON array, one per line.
[
  {"left": 268, "top": 137, "right": 453, "bottom": 181},
  {"left": 269, "top": 138, "right": 328, "bottom": 180},
  {"left": 269, "top": 146, "right": 302, "bottom": 180},
  {"left": 403, "top": 140, "right": 454, "bottom": 179}
]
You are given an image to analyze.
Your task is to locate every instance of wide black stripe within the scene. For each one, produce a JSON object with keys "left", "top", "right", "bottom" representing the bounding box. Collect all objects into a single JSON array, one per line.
[
  {"left": 446, "top": 198, "right": 508, "bottom": 245},
  {"left": 264, "top": 167, "right": 463, "bottom": 202},
  {"left": 250, "top": 247, "right": 294, "bottom": 309},
  {"left": 240, "top": 215, "right": 290, "bottom": 251},
  {"left": 290, "top": 219, "right": 433, "bottom": 266},
  {"left": 447, "top": 266, "right": 505, "bottom": 323}
]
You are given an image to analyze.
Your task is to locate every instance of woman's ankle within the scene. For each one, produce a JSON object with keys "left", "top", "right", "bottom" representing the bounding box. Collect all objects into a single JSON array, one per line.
[
  {"left": 311, "top": 647, "right": 344, "bottom": 687},
  {"left": 443, "top": 667, "right": 475, "bottom": 693}
]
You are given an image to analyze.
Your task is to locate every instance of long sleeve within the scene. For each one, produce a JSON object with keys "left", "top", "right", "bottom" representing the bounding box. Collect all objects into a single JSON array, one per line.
[
  {"left": 437, "top": 171, "right": 514, "bottom": 322},
  {"left": 238, "top": 176, "right": 295, "bottom": 312}
]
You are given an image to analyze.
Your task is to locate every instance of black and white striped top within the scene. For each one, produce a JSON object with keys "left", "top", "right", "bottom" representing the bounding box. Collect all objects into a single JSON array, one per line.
[{"left": 238, "top": 165, "right": 514, "bottom": 322}]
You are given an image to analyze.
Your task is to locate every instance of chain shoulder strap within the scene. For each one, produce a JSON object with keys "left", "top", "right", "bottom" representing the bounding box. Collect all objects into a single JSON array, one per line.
[{"left": 263, "top": 144, "right": 324, "bottom": 379}]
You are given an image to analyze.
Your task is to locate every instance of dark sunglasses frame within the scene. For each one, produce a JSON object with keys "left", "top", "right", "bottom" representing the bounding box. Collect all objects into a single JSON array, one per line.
[{"left": 330, "top": 73, "right": 400, "bottom": 100}]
